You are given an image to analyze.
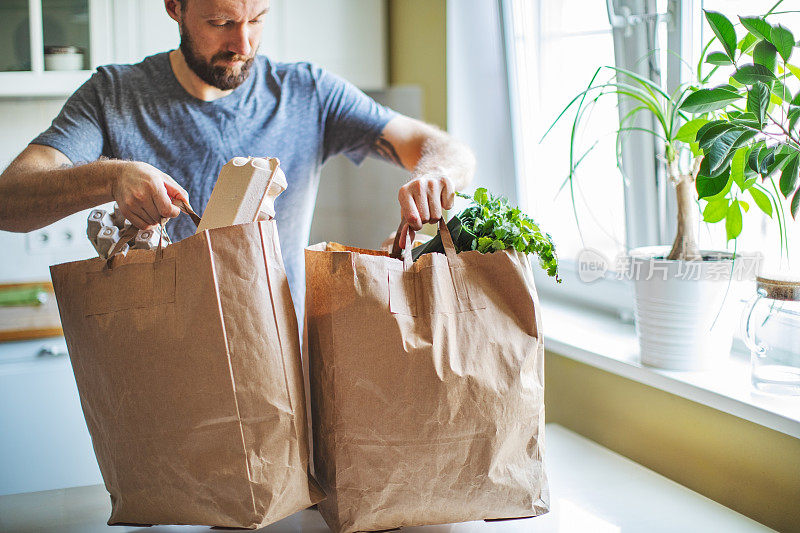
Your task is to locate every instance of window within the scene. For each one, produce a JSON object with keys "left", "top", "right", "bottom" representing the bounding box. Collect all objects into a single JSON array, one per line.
[
  {"left": 503, "top": 0, "right": 800, "bottom": 309},
  {"left": 503, "top": 0, "right": 629, "bottom": 309},
  {"left": 507, "top": 0, "right": 626, "bottom": 267}
]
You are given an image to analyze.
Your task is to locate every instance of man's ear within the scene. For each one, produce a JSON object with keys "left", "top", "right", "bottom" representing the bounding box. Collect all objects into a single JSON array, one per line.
[{"left": 164, "top": 0, "right": 182, "bottom": 23}]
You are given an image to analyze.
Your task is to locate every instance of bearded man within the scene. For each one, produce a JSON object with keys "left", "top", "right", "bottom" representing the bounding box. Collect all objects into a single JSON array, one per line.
[{"left": 0, "top": 0, "right": 475, "bottom": 311}]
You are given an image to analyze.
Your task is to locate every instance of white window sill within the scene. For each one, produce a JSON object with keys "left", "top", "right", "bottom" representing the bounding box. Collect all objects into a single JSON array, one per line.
[{"left": 541, "top": 296, "right": 800, "bottom": 439}]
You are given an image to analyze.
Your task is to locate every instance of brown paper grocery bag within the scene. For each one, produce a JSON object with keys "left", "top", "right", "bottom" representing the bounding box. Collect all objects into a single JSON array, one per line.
[
  {"left": 50, "top": 220, "right": 323, "bottom": 528},
  {"left": 305, "top": 219, "right": 549, "bottom": 533}
]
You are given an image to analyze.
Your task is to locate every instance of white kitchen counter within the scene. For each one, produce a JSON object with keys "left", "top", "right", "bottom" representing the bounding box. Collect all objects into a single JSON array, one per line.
[{"left": 0, "top": 424, "right": 772, "bottom": 533}]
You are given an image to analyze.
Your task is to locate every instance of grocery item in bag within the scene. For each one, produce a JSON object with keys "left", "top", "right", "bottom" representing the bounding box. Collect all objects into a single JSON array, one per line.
[
  {"left": 51, "top": 158, "right": 322, "bottom": 528},
  {"left": 305, "top": 219, "right": 549, "bottom": 533}
]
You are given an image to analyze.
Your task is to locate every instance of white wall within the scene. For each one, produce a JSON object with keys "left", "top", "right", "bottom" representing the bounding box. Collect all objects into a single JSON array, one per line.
[
  {"left": 0, "top": 99, "right": 65, "bottom": 169},
  {"left": 0, "top": 98, "right": 96, "bottom": 282},
  {"left": 310, "top": 86, "right": 423, "bottom": 249},
  {"left": 447, "top": 0, "right": 517, "bottom": 203}
]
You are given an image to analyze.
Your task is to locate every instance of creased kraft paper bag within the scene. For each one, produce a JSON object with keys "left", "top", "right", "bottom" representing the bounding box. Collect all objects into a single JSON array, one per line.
[
  {"left": 305, "top": 220, "right": 549, "bottom": 533},
  {"left": 50, "top": 220, "right": 323, "bottom": 528}
]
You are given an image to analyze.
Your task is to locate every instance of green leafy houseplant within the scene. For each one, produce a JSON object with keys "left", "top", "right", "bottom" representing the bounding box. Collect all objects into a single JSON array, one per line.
[
  {"left": 543, "top": 63, "right": 707, "bottom": 260},
  {"left": 535, "top": 6, "right": 800, "bottom": 371},
  {"left": 545, "top": 6, "right": 800, "bottom": 261},
  {"left": 411, "top": 187, "right": 560, "bottom": 281},
  {"left": 679, "top": 5, "right": 800, "bottom": 257}
]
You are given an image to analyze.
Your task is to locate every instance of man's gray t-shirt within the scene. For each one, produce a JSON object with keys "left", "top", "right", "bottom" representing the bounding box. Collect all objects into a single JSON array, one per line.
[{"left": 32, "top": 52, "right": 396, "bottom": 314}]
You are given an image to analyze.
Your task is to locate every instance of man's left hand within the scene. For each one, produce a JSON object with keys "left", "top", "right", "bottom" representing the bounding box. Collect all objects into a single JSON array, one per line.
[
  {"left": 397, "top": 174, "right": 454, "bottom": 246},
  {"left": 397, "top": 174, "right": 454, "bottom": 248}
]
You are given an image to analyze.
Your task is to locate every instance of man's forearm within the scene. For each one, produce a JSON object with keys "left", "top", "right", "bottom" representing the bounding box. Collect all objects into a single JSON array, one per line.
[
  {"left": 369, "top": 115, "right": 478, "bottom": 230},
  {"left": 0, "top": 150, "right": 115, "bottom": 232},
  {"left": 372, "top": 117, "right": 476, "bottom": 192},
  {"left": 410, "top": 132, "right": 475, "bottom": 191}
]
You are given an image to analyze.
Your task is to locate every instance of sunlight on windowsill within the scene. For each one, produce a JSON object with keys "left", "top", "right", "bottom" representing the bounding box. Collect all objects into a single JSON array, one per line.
[{"left": 540, "top": 295, "right": 800, "bottom": 439}]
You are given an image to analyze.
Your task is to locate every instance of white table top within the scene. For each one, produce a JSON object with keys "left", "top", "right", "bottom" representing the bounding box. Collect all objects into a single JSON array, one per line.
[{"left": 0, "top": 424, "right": 772, "bottom": 533}]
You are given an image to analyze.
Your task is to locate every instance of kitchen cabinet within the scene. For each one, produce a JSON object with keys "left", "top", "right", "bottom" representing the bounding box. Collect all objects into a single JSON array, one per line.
[
  {"left": 0, "top": 0, "right": 112, "bottom": 97},
  {"left": 0, "top": 336, "right": 101, "bottom": 495},
  {"left": 0, "top": 0, "right": 386, "bottom": 98}
]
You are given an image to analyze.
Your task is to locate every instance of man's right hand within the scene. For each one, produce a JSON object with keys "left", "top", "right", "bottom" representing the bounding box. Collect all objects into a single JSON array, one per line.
[
  {"left": 110, "top": 161, "right": 189, "bottom": 230},
  {"left": 0, "top": 145, "right": 192, "bottom": 233}
]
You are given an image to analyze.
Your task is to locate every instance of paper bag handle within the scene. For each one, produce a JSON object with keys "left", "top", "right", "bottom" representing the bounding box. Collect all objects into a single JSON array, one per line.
[
  {"left": 174, "top": 198, "right": 202, "bottom": 226},
  {"left": 390, "top": 218, "right": 458, "bottom": 269},
  {"left": 389, "top": 221, "right": 413, "bottom": 269},
  {"left": 105, "top": 198, "right": 201, "bottom": 265},
  {"left": 390, "top": 218, "right": 474, "bottom": 311}
]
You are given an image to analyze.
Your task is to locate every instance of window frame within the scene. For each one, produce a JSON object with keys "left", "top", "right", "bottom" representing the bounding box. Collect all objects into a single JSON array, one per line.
[{"left": 500, "top": 0, "right": 701, "bottom": 314}]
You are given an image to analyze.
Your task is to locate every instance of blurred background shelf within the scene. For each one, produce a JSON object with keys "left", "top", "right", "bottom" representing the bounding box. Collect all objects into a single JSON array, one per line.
[
  {"left": 0, "top": 0, "right": 110, "bottom": 98},
  {"left": 0, "top": 282, "right": 62, "bottom": 342},
  {"left": 0, "top": 71, "right": 94, "bottom": 97}
]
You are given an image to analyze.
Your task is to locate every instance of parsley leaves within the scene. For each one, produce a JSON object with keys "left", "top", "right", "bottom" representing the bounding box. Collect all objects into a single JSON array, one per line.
[{"left": 411, "top": 187, "right": 560, "bottom": 282}]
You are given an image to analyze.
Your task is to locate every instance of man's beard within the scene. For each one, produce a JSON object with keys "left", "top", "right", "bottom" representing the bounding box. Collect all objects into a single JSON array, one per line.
[{"left": 179, "top": 27, "right": 255, "bottom": 91}]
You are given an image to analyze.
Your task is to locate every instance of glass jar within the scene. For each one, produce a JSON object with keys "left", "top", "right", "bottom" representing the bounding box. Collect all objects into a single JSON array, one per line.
[{"left": 741, "top": 275, "right": 800, "bottom": 395}]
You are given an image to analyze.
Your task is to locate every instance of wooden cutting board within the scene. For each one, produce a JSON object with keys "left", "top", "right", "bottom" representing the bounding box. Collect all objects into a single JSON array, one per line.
[{"left": 0, "top": 282, "right": 62, "bottom": 342}]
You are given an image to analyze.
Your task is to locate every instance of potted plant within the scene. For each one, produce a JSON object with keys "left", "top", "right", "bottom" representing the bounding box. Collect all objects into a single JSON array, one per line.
[
  {"left": 680, "top": 8, "right": 798, "bottom": 248},
  {"left": 544, "top": 6, "right": 797, "bottom": 370},
  {"left": 679, "top": 7, "right": 800, "bottom": 380}
]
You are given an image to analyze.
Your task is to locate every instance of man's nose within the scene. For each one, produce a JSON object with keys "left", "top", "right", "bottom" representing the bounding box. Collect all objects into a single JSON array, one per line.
[{"left": 228, "top": 24, "right": 252, "bottom": 57}]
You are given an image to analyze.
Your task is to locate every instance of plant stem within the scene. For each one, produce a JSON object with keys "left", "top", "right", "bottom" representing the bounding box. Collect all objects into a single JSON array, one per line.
[
  {"left": 765, "top": 0, "right": 784, "bottom": 16},
  {"left": 766, "top": 112, "right": 800, "bottom": 149},
  {"left": 667, "top": 160, "right": 703, "bottom": 261}
]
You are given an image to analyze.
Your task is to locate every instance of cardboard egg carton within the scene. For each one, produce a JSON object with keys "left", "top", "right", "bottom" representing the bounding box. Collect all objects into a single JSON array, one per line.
[
  {"left": 195, "top": 157, "right": 287, "bottom": 233},
  {"left": 86, "top": 204, "right": 169, "bottom": 259},
  {"left": 86, "top": 157, "right": 286, "bottom": 258}
]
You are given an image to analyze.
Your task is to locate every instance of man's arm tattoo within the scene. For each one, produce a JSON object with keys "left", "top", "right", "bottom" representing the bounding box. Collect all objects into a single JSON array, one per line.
[{"left": 371, "top": 133, "right": 404, "bottom": 167}]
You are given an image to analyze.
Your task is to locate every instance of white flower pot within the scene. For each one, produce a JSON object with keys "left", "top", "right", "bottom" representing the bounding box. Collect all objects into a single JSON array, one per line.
[{"left": 629, "top": 246, "right": 739, "bottom": 371}]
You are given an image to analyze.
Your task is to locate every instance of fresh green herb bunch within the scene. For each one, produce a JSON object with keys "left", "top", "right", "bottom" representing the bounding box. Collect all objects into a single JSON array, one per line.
[{"left": 412, "top": 187, "right": 560, "bottom": 281}]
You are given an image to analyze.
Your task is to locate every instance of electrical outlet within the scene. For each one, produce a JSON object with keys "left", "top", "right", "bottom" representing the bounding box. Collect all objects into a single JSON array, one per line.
[
  {"left": 25, "top": 213, "right": 92, "bottom": 256},
  {"left": 26, "top": 227, "right": 76, "bottom": 255},
  {"left": 25, "top": 229, "right": 52, "bottom": 254}
]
